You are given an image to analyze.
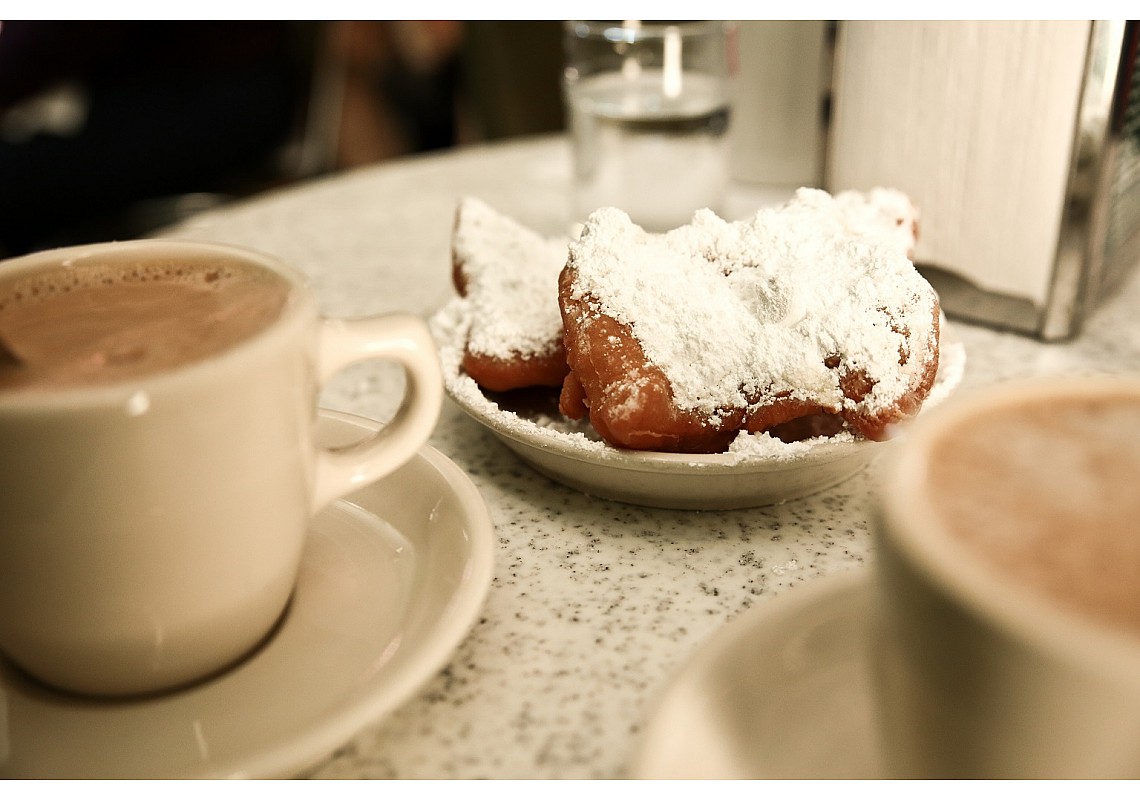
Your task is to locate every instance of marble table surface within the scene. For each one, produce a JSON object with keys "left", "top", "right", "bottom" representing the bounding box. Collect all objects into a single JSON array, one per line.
[{"left": 160, "top": 134, "right": 1140, "bottom": 779}]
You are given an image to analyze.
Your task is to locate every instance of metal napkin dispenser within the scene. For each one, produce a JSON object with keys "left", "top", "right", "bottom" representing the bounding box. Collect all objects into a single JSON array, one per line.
[{"left": 826, "top": 20, "right": 1139, "bottom": 340}]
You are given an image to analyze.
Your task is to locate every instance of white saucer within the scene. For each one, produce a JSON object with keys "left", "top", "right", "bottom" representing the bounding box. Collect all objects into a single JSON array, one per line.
[
  {"left": 631, "top": 569, "right": 882, "bottom": 779},
  {"left": 0, "top": 410, "right": 495, "bottom": 779},
  {"left": 432, "top": 298, "right": 966, "bottom": 510}
]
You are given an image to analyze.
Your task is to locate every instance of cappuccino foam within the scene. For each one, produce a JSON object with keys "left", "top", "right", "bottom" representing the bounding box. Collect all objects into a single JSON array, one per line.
[
  {"left": 0, "top": 255, "right": 293, "bottom": 391},
  {"left": 928, "top": 395, "right": 1140, "bottom": 637}
]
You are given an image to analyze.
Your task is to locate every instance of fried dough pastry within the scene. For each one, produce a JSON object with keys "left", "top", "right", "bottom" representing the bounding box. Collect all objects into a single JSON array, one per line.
[
  {"left": 558, "top": 189, "right": 940, "bottom": 452},
  {"left": 451, "top": 197, "right": 571, "bottom": 392}
]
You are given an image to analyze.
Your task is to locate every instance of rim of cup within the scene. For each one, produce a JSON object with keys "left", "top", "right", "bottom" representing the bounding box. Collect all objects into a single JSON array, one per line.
[
  {"left": 0, "top": 239, "right": 314, "bottom": 409},
  {"left": 878, "top": 374, "right": 1140, "bottom": 687}
]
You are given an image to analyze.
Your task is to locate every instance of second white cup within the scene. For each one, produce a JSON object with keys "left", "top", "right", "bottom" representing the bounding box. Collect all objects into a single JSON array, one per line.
[{"left": 872, "top": 376, "right": 1140, "bottom": 778}]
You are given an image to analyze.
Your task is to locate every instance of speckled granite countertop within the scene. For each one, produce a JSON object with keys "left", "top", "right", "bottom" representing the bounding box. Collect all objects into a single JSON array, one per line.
[{"left": 161, "top": 135, "right": 1140, "bottom": 779}]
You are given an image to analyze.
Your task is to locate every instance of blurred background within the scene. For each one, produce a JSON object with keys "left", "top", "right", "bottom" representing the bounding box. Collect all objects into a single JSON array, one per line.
[
  {"left": 0, "top": 21, "right": 569, "bottom": 257},
  {"left": 6, "top": 20, "right": 1132, "bottom": 339}
]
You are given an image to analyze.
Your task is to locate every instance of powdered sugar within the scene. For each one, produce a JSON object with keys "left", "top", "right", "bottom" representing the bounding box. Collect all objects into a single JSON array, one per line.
[
  {"left": 452, "top": 196, "right": 569, "bottom": 360},
  {"left": 727, "top": 428, "right": 858, "bottom": 460},
  {"left": 566, "top": 188, "right": 938, "bottom": 420},
  {"left": 834, "top": 186, "right": 919, "bottom": 257}
]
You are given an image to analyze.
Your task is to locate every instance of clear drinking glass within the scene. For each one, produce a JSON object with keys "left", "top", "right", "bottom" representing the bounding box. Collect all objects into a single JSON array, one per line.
[{"left": 563, "top": 20, "right": 735, "bottom": 232}]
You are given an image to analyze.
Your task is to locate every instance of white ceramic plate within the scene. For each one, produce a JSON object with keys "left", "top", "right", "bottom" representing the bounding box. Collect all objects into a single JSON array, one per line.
[
  {"left": 433, "top": 301, "right": 966, "bottom": 509},
  {"left": 630, "top": 569, "right": 881, "bottom": 779},
  {"left": 0, "top": 410, "right": 495, "bottom": 779}
]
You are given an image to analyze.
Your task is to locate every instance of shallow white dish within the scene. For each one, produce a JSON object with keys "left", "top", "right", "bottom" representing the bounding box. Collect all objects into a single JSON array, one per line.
[
  {"left": 433, "top": 300, "right": 965, "bottom": 510},
  {"left": 631, "top": 569, "right": 881, "bottom": 779},
  {"left": 0, "top": 409, "right": 495, "bottom": 779}
]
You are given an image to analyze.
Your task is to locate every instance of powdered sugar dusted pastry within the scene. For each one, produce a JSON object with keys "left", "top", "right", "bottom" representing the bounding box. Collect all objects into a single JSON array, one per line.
[
  {"left": 558, "top": 188, "right": 940, "bottom": 452},
  {"left": 451, "top": 197, "right": 571, "bottom": 392},
  {"left": 834, "top": 186, "right": 920, "bottom": 259}
]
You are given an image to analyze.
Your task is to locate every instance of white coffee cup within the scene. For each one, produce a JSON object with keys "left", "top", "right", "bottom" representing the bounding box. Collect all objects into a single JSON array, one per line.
[
  {"left": 0, "top": 240, "right": 443, "bottom": 696},
  {"left": 872, "top": 376, "right": 1140, "bottom": 778}
]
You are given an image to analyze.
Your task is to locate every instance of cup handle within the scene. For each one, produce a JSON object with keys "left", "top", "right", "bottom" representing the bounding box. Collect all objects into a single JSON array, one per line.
[{"left": 311, "top": 313, "right": 443, "bottom": 513}]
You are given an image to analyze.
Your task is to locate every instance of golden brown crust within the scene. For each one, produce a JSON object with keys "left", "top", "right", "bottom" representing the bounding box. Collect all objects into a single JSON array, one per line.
[{"left": 462, "top": 347, "right": 570, "bottom": 393}]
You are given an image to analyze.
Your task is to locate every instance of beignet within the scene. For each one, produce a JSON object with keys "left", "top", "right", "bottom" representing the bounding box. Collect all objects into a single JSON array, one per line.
[
  {"left": 557, "top": 189, "right": 940, "bottom": 452},
  {"left": 451, "top": 197, "right": 570, "bottom": 392}
]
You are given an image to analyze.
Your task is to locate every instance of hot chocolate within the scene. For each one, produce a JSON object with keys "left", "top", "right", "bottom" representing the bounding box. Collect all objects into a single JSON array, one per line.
[
  {"left": 0, "top": 254, "right": 293, "bottom": 391},
  {"left": 926, "top": 394, "right": 1140, "bottom": 637}
]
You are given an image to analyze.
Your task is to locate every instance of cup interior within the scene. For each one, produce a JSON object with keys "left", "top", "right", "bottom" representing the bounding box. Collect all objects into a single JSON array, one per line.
[{"left": 0, "top": 239, "right": 313, "bottom": 403}]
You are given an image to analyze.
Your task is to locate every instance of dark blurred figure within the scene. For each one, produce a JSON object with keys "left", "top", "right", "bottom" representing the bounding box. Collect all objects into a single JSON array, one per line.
[
  {"left": 0, "top": 22, "right": 307, "bottom": 256},
  {"left": 460, "top": 21, "right": 564, "bottom": 142},
  {"left": 332, "top": 20, "right": 465, "bottom": 168},
  {"left": 332, "top": 21, "right": 564, "bottom": 168},
  {"left": 0, "top": 21, "right": 566, "bottom": 258}
]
